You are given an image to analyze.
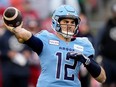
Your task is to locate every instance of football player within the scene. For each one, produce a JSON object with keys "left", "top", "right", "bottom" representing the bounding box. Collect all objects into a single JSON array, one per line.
[{"left": 3, "top": 5, "right": 106, "bottom": 87}]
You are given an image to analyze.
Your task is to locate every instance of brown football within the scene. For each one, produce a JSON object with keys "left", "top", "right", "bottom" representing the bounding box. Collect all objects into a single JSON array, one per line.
[{"left": 3, "top": 7, "right": 22, "bottom": 27}]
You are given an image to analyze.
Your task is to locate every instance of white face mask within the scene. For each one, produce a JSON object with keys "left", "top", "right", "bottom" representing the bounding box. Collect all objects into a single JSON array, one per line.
[{"left": 61, "top": 30, "right": 74, "bottom": 38}]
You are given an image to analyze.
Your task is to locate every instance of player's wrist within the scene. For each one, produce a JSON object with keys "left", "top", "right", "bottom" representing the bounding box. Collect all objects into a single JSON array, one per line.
[
  {"left": 84, "top": 57, "right": 91, "bottom": 65},
  {"left": 81, "top": 55, "right": 91, "bottom": 65},
  {"left": 75, "top": 54, "right": 91, "bottom": 65}
]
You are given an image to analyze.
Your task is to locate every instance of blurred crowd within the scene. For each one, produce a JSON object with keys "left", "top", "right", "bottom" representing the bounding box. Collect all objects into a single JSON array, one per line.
[{"left": 0, "top": 0, "right": 116, "bottom": 87}]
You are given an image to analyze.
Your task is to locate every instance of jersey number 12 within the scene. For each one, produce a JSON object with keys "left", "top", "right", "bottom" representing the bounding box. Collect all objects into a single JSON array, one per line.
[{"left": 56, "top": 52, "right": 78, "bottom": 81}]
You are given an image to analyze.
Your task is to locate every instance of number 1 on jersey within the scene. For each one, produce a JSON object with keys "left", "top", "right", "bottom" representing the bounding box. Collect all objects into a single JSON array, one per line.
[{"left": 56, "top": 52, "right": 62, "bottom": 79}]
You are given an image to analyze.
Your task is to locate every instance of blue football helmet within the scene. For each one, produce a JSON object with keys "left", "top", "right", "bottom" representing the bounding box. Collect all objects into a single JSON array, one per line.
[{"left": 52, "top": 5, "right": 80, "bottom": 38}]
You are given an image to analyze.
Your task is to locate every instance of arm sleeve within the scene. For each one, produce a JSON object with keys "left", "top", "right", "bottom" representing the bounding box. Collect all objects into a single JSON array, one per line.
[
  {"left": 24, "top": 35, "right": 43, "bottom": 55},
  {"left": 84, "top": 56, "right": 101, "bottom": 78}
]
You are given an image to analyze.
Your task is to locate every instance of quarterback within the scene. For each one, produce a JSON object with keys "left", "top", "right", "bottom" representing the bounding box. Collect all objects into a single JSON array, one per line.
[{"left": 3, "top": 5, "right": 106, "bottom": 87}]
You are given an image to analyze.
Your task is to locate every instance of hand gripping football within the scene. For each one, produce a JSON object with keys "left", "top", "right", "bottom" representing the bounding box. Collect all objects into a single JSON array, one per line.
[{"left": 2, "top": 7, "right": 23, "bottom": 29}]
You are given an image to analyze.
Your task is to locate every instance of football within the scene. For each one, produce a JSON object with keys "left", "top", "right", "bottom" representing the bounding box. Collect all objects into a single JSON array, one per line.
[{"left": 3, "top": 7, "right": 23, "bottom": 27}]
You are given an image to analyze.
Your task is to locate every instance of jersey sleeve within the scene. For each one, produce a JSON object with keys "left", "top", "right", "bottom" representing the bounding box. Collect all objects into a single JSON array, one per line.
[
  {"left": 35, "top": 30, "right": 49, "bottom": 42},
  {"left": 82, "top": 37, "right": 95, "bottom": 57},
  {"left": 34, "top": 30, "right": 52, "bottom": 56}
]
